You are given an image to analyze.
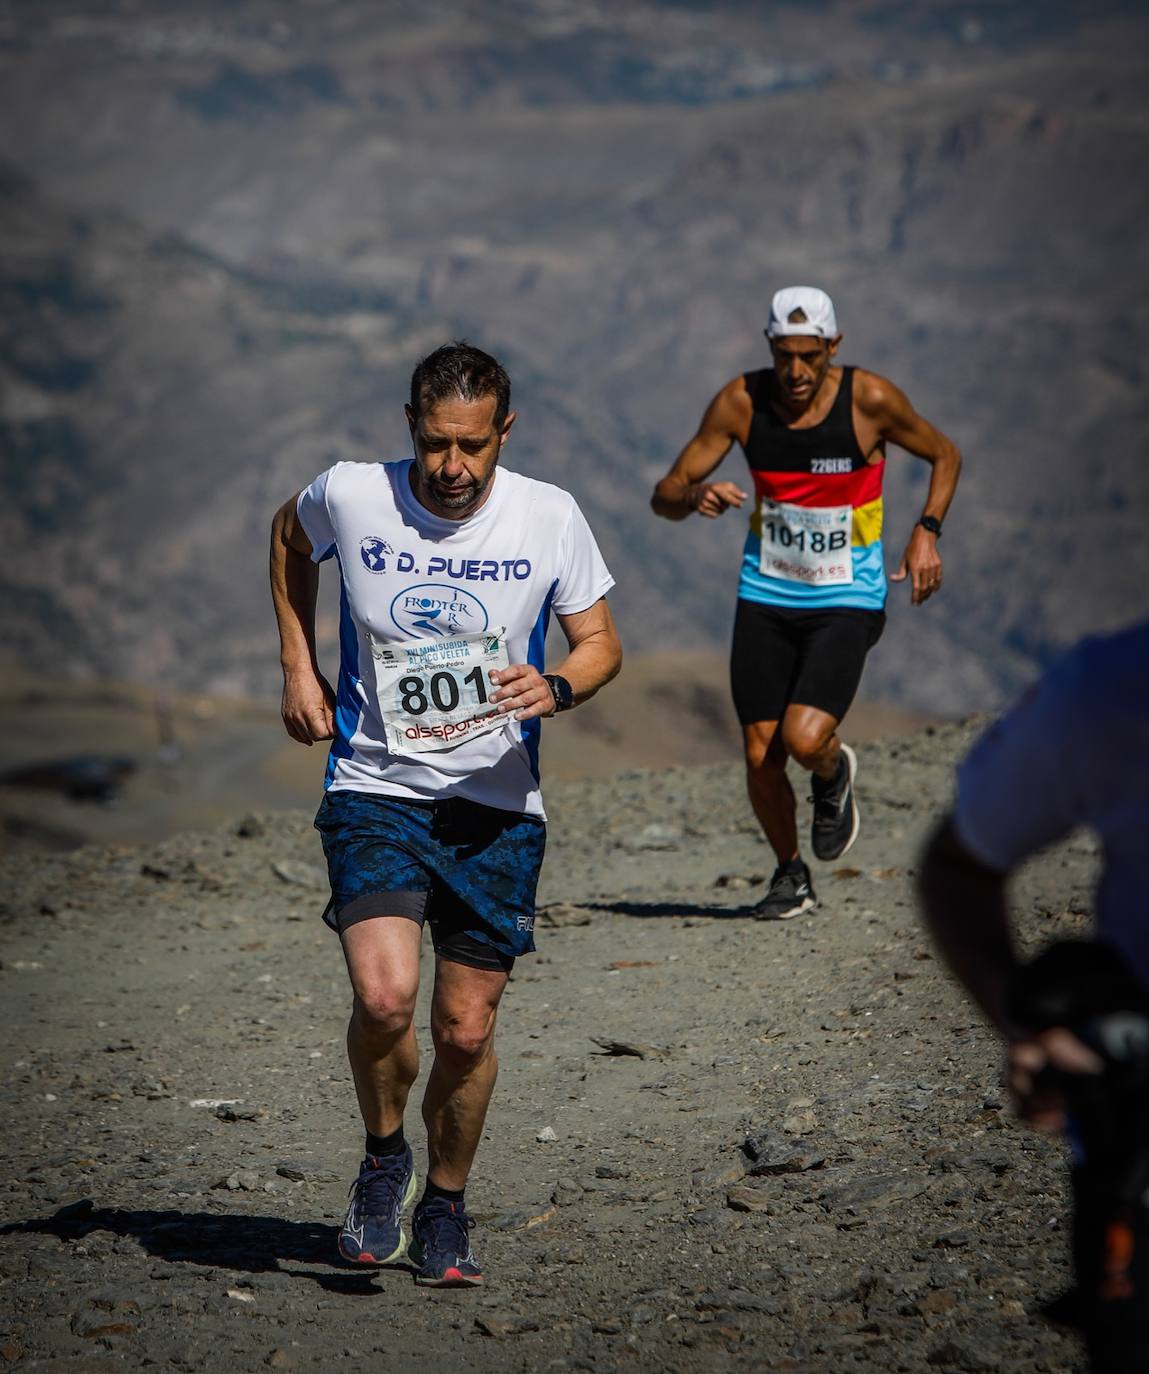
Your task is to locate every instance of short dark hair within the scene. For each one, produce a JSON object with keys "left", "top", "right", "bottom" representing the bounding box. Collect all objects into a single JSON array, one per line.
[{"left": 409, "top": 341, "right": 511, "bottom": 429}]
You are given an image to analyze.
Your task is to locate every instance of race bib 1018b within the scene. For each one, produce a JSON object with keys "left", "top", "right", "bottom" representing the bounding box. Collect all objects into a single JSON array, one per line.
[
  {"left": 758, "top": 499, "right": 854, "bottom": 586},
  {"left": 371, "top": 630, "right": 511, "bottom": 754}
]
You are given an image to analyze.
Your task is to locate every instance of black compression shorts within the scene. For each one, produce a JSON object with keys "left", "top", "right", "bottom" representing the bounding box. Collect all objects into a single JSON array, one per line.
[{"left": 729, "top": 600, "right": 885, "bottom": 725}]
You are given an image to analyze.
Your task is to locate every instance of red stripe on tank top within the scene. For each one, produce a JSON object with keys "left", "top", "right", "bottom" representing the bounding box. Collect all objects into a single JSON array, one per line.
[{"left": 750, "top": 460, "right": 884, "bottom": 509}]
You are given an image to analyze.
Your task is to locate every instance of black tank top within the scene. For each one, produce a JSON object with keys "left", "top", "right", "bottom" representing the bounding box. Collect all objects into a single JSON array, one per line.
[{"left": 740, "top": 366, "right": 866, "bottom": 476}]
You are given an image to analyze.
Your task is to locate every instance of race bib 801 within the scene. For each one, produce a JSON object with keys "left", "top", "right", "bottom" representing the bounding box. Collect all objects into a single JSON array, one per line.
[
  {"left": 370, "top": 630, "right": 511, "bottom": 754},
  {"left": 758, "top": 499, "right": 854, "bottom": 586}
]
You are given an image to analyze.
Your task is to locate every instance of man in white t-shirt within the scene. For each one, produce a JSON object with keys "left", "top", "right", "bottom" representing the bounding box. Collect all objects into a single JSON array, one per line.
[{"left": 269, "top": 341, "right": 621, "bottom": 1287}]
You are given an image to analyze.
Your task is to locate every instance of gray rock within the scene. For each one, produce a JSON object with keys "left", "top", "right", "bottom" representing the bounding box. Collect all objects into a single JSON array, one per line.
[
  {"left": 727, "top": 1182, "right": 774, "bottom": 1214},
  {"left": 475, "top": 1314, "right": 540, "bottom": 1337},
  {"left": 619, "top": 823, "right": 681, "bottom": 853},
  {"left": 270, "top": 860, "right": 326, "bottom": 889},
  {"left": 713, "top": 873, "right": 765, "bottom": 891},
  {"left": 695, "top": 1288, "right": 771, "bottom": 1312},
  {"left": 215, "top": 1104, "right": 266, "bottom": 1122},
  {"left": 488, "top": 1204, "right": 557, "bottom": 1232},
  {"left": 927, "top": 1337, "right": 993, "bottom": 1370},
  {"left": 551, "top": 1179, "right": 582, "bottom": 1207},
  {"left": 820, "top": 1173, "right": 929, "bottom": 1216},
  {"left": 694, "top": 1156, "right": 749, "bottom": 1190},
  {"left": 744, "top": 1132, "right": 825, "bottom": 1175},
  {"left": 212, "top": 1169, "right": 262, "bottom": 1191},
  {"left": 537, "top": 904, "right": 593, "bottom": 928}
]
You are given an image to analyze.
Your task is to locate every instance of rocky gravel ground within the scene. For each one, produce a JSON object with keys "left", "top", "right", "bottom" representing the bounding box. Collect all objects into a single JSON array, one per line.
[{"left": 0, "top": 721, "right": 1097, "bottom": 1373}]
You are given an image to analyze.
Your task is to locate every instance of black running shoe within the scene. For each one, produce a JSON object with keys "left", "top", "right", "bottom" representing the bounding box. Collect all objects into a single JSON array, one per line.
[
  {"left": 338, "top": 1147, "right": 417, "bottom": 1265},
  {"left": 752, "top": 861, "right": 817, "bottom": 921},
  {"left": 810, "top": 743, "right": 859, "bottom": 861},
  {"left": 409, "top": 1196, "right": 483, "bottom": 1287}
]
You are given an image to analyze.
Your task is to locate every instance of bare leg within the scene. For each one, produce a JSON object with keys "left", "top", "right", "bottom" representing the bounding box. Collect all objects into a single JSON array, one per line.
[
  {"left": 742, "top": 719, "right": 800, "bottom": 864},
  {"left": 340, "top": 917, "right": 422, "bottom": 1136},
  {"left": 781, "top": 703, "right": 843, "bottom": 782},
  {"left": 422, "top": 958, "right": 508, "bottom": 1191}
]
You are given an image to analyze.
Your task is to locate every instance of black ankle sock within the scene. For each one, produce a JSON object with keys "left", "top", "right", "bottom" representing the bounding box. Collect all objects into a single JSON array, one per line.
[
  {"left": 365, "top": 1126, "right": 406, "bottom": 1159},
  {"left": 785, "top": 855, "right": 807, "bottom": 876},
  {"left": 423, "top": 1179, "right": 465, "bottom": 1206}
]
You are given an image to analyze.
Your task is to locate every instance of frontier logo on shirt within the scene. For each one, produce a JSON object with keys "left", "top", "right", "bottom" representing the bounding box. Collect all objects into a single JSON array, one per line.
[{"left": 389, "top": 583, "right": 490, "bottom": 638}]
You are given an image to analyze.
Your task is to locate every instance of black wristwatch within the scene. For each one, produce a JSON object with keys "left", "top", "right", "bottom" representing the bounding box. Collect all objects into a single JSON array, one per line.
[
  {"left": 918, "top": 515, "right": 943, "bottom": 537},
  {"left": 542, "top": 674, "right": 574, "bottom": 713}
]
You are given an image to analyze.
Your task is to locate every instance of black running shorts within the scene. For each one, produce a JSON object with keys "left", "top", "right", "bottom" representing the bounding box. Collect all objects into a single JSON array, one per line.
[{"left": 729, "top": 600, "right": 886, "bottom": 725}]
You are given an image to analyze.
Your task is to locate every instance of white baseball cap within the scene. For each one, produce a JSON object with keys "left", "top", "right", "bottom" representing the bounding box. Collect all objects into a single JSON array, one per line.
[{"left": 766, "top": 286, "right": 839, "bottom": 339}]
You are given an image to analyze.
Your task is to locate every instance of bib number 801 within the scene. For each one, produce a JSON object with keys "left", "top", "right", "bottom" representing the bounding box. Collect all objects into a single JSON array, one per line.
[{"left": 399, "top": 666, "right": 489, "bottom": 716}]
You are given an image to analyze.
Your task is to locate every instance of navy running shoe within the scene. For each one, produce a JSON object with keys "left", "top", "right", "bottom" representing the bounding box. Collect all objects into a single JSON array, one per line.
[
  {"left": 408, "top": 1195, "right": 483, "bottom": 1287},
  {"left": 338, "top": 1147, "right": 417, "bottom": 1265}
]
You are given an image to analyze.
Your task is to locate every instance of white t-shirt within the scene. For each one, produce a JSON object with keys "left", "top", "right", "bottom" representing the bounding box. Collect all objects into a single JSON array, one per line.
[
  {"left": 953, "top": 620, "right": 1149, "bottom": 989},
  {"left": 296, "top": 459, "right": 614, "bottom": 818}
]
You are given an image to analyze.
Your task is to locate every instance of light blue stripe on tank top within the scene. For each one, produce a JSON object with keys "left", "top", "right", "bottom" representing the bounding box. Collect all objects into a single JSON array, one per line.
[{"left": 738, "top": 530, "right": 887, "bottom": 611}]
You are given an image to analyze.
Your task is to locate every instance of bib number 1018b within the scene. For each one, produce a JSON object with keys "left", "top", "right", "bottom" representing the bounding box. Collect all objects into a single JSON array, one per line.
[
  {"left": 758, "top": 499, "right": 854, "bottom": 586},
  {"left": 761, "top": 520, "right": 848, "bottom": 556}
]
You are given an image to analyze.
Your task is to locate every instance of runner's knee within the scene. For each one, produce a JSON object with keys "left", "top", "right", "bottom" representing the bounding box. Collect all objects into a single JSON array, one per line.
[
  {"left": 432, "top": 1011, "right": 496, "bottom": 1067},
  {"left": 781, "top": 721, "right": 833, "bottom": 770},
  {"left": 352, "top": 985, "right": 417, "bottom": 1037}
]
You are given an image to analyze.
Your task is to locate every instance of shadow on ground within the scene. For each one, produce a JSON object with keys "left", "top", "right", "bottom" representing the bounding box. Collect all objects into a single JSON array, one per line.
[
  {"left": 1, "top": 1199, "right": 410, "bottom": 1293},
  {"left": 586, "top": 899, "right": 755, "bottom": 920}
]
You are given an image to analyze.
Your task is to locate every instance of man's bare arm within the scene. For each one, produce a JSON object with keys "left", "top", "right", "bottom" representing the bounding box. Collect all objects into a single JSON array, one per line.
[
  {"left": 918, "top": 819, "right": 1018, "bottom": 1033},
  {"left": 269, "top": 493, "right": 336, "bottom": 745},
  {"left": 856, "top": 372, "right": 962, "bottom": 605},
  {"left": 651, "top": 380, "right": 750, "bottom": 521},
  {"left": 489, "top": 598, "right": 622, "bottom": 722},
  {"left": 919, "top": 818, "right": 1103, "bottom": 1129}
]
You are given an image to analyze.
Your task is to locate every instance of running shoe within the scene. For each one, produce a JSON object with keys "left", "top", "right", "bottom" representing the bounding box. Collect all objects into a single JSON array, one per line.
[
  {"left": 752, "top": 861, "right": 817, "bottom": 921},
  {"left": 408, "top": 1195, "right": 483, "bottom": 1287},
  {"left": 338, "top": 1147, "right": 418, "bottom": 1265},
  {"left": 810, "top": 742, "right": 859, "bottom": 861}
]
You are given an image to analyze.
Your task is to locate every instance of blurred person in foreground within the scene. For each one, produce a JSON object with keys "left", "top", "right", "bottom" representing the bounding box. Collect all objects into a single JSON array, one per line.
[
  {"left": 919, "top": 620, "right": 1149, "bottom": 1372},
  {"left": 652, "top": 285, "right": 961, "bottom": 920},
  {"left": 270, "top": 342, "right": 621, "bottom": 1286}
]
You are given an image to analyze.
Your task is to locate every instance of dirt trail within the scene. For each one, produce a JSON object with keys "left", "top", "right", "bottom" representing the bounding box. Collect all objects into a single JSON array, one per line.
[{"left": 0, "top": 722, "right": 1095, "bottom": 1372}]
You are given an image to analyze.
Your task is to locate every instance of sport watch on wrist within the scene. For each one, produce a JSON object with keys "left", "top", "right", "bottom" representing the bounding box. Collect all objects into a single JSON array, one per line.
[
  {"left": 918, "top": 515, "right": 943, "bottom": 537},
  {"left": 543, "top": 674, "right": 574, "bottom": 713}
]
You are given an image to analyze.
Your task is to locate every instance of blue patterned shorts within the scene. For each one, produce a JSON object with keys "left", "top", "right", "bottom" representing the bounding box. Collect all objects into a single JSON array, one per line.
[{"left": 314, "top": 789, "right": 546, "bottom": 971}]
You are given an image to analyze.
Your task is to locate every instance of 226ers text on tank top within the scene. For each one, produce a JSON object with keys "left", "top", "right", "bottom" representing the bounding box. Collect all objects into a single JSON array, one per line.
[{"left": 737, "top": 366, "right": 886, "bottom": 611}]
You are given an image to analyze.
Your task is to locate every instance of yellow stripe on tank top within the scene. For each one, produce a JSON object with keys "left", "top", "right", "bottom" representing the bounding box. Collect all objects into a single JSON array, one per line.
[{"left": 851, "top": 496, "right": 883, "bottom": 548}]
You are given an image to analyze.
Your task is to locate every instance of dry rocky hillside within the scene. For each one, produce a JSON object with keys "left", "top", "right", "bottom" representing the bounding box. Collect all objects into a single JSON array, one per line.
[
  {"left": 2, "top": 1, "right": 1148, "bottom": 716},
  {"left": 0, "top": 722, "right": 1101, "bottom": 1372}
]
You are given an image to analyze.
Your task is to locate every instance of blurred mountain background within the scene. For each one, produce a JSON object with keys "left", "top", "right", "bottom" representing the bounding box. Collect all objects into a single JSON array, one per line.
[{"left": 1, "top": 0, "right": 1147, "bottom": 844}]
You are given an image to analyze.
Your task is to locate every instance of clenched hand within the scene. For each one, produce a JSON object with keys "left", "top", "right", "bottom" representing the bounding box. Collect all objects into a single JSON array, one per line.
[{"left": 281, "top": 670, "right": 336, "bottom": 745}]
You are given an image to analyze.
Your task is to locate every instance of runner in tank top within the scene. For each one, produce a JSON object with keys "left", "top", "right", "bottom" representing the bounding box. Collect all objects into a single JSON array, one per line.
[{"left": 652, "top": 286, "right": 962, "bottom": 920}]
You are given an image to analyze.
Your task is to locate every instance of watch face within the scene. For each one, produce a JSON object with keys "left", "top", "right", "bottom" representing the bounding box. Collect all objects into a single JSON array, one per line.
[{"left": 547, "top": 675, "right": 572, "bottom": 710}]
